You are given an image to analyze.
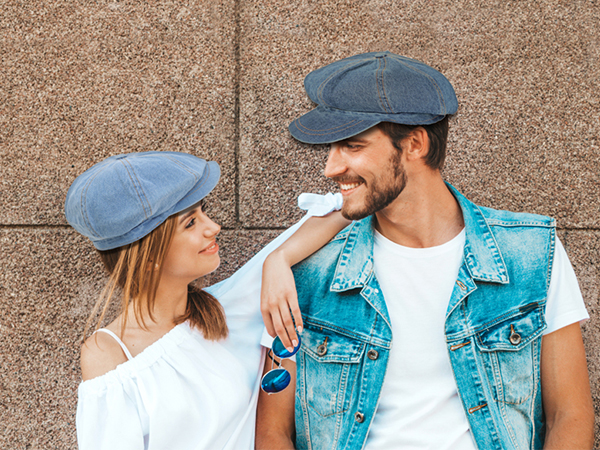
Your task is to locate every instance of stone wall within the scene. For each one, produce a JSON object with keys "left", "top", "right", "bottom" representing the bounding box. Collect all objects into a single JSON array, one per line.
[{"left": 1, "top": 0, "right": 598, "bottom": 448}]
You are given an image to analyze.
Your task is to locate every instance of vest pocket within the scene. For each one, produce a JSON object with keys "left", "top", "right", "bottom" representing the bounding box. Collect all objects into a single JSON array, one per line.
[
  {"left": 475, "top": 305, "right": 546, "bottom": 405},
  {"left": 299, "top": 325, "right": 365, "bottom": 417}
]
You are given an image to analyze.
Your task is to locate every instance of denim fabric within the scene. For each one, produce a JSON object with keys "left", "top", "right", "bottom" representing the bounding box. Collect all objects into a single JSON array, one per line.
[
  {"left": 288, "top": 52, "right": 458, "bottom": 144},
  {"left": 65, "top": 152, "right": 220, "bottom": 250},
  {"left": 292, "top": 184, "right": 555, "bottom": 450}
]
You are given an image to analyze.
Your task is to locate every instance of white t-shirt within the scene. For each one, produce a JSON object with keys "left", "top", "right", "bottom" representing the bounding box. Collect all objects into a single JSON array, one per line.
[{"left": 365, "top": 230, "right": 589, "bottom": 450}]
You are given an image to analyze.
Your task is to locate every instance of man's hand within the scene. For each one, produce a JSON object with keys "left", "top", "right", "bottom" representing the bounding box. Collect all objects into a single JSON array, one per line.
[{"left": 541, "top": 323, "right": 594, "bottom": 449}]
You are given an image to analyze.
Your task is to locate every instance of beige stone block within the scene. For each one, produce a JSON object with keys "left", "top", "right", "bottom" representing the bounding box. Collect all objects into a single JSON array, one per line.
[
  {"left": 238, "top": 0, "right": 599, "bottom": 227},
  {"left": 1, "top": 0, "right": 237, "bottom": 227}
]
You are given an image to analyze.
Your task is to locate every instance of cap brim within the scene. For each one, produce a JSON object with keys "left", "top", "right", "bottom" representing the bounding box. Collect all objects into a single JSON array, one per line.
[
  {"left": 289, "top": 107, "right": 380, "bottom": 144},
  {"left": 289, "top": 106, "right": 447, "bottom": 144}
]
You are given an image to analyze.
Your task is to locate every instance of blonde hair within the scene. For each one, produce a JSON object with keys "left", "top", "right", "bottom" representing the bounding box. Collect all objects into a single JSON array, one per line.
[{"left": 83, "top": 214, "right": 228, "bottom": 341}]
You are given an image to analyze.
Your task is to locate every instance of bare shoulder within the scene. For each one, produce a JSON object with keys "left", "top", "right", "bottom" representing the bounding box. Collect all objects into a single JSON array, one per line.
[{"left": 80, "top": 330, "right": 129, "bottom": 381}]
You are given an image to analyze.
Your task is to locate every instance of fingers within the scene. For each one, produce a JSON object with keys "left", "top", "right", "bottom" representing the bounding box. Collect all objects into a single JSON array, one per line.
[
  {"left": 271, "top": 310, "right": 294, "bottom": 351},
  {"left": 288, "top": 294, "right": 303, "bottom": 334},
  {"left": 278, "top": 306, "right": 299, "bottom": 351},
  {"left": 260, "top": 303, "right": 277, "bottom": 338}
]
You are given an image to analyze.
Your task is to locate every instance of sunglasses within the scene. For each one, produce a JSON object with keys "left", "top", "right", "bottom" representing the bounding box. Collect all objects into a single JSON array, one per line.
[{"left": 260, "top": 335, "right": 302, "bottom": 394}]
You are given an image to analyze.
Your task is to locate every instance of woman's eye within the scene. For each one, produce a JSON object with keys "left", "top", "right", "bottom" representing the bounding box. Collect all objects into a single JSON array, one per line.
[{"left": 185, "top": 218, "right": 196, "bottom": 229}]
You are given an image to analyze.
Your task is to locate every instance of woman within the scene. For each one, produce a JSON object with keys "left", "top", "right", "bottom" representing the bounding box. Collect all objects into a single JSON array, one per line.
[{"left": 66, "top": 151, "right": 348, "bottom": 450}]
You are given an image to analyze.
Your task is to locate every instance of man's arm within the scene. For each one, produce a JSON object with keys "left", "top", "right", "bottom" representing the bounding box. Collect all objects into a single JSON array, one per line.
[
  {"left": 256, "top": 356, "right": 297, "bottom": 449},
  {"left": 541, "top": 322, "right": 594, "bottom": 449}
]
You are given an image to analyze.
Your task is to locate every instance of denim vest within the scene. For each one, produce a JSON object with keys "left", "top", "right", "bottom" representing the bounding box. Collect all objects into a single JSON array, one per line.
[{"left": 292, "top": 184, "right": 556, "bottom": 450}]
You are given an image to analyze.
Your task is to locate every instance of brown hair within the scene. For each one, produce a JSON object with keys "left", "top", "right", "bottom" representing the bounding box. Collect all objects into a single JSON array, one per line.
[
  {"left": 83, "top": 214, "right": 228, "bottom": 341},
  {"left": 377, "top": 116, "right": 450, "bottom": 170}
]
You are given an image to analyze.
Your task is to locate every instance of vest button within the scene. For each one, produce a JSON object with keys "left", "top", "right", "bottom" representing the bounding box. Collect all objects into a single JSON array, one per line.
[
  {"left": 367, "top": 349, "right": 379, "bottom": 360},
  {"left": 354, "top": 412, "right": 365, "bottom": 423},
  {"left": 509, "top": 332, "right": 522, "bottom": 345},
  {"left": 509, "top": 324, "right": 522, "bottom": 345},
  {"left": 316, "top": 344, "right": 327, "bottom": 356}
]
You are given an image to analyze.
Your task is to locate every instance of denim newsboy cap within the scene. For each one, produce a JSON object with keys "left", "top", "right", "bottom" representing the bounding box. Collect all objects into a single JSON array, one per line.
[
  {"left": 65, "top": 151, "right": 220, "bottom": 251},
  {"left": 289, "top": 51, "right": 458, "bottom": 144}
]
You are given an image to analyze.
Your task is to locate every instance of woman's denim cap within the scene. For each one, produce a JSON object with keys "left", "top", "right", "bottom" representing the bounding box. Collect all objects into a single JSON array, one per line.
[
  {"left": 289, "top": 51, "right": 458, "bottom": 144},
  {"left": 64, "top": 151, "right": 220, "bottom": 251}
]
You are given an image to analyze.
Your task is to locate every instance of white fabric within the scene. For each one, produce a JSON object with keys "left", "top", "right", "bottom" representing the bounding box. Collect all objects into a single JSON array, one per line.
[
  {"left": 543, "top": 236, "right": 589, "bottom": 334},
  {"left": 94, "top": 329, "right": 133, "bottom": 360},
  {"left": 365, "top": 231, "right": 588, "bottom": 450},
  {"left": 76, "top": 193, "right": 343, "bottom": 450}
]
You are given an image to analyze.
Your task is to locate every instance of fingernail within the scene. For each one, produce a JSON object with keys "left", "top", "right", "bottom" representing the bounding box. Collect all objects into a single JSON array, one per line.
[
  {"left": 292, "top": 340, "right": 298, "bottom": 348},
  {"left": 297, "top": 326, "right": 303, "bottom": 334},
  {"left": 286, "top": 347, "right": 293, "bottom": 353}
]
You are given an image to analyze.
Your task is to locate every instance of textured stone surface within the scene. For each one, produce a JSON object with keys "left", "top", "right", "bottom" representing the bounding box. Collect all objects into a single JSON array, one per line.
[
  {"left": 239, "top": 0, "right": 600, "bottom": 227},
  {"left": 0, "top": 227, "right": 281, "bottom": 448},
  {"left": 2, "top": 0, "right": 600, "bottom": 447},
  {"left": 0, "top": 0, "right": 237, "bottom": 227}
]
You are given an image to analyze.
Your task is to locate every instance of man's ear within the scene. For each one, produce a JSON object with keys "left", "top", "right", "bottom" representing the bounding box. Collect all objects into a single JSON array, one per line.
[{"left": 404, "top": 127, "right": 430, "bottom": 162}]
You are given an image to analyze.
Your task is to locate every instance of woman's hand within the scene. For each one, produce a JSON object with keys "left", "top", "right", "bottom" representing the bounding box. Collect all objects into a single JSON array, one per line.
[
  {"left": 260, "top": 249, "right": 302, "bottom": 352},
  {"left": 260, "top": 211, "right": 350, "bottom": 351}
]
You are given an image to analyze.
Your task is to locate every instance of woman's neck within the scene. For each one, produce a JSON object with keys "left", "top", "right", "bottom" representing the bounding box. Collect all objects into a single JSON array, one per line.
[{"left": 124, "top": 278, "right": 189, "bottom": 331}]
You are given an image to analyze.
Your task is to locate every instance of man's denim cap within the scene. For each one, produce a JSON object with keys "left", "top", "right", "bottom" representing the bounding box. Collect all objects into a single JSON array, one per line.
[
  {"left": 289, "top": 51, "right": 458, "bottom": 144},
  {"left": 65, "top": 151, "right": 220, "bottom": 251}
]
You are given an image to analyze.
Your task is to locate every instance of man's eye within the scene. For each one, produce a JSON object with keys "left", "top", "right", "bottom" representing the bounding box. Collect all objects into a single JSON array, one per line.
[{"left": 186, "top": 218, "right": 196, "bottom": 228}]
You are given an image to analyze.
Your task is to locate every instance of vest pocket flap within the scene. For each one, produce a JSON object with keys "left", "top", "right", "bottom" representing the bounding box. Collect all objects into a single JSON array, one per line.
[
  {"left": 301, "top": 326, "right": 365, "bottom": 363},
  {"left": 475, "top": 304, "right": 547, "bottom": 352}
]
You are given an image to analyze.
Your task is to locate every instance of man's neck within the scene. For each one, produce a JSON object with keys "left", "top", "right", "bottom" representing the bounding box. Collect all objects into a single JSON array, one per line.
[{"left": 374, "top": 175, "right": 464, "bottom": 248}]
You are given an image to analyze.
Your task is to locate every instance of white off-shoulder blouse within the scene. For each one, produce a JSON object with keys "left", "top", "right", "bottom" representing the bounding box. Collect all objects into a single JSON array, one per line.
[{"left": 76, "top": 193, "right": 343, "bottom": 450}]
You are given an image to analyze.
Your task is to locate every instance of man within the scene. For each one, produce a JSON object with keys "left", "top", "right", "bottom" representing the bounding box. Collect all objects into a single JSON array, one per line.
[{"left": 256, "top": 52, "right": 594, "bottom": 450}]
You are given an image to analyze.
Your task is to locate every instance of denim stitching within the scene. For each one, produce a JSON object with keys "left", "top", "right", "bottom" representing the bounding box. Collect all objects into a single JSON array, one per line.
[
  {"left": 121, "top": 161, "right": 150, "bottom": 219},
  {"left": 529, "top": 338, "right": 540, "bottom": 449},
  {"left": 472, "top": 203, "right": 509, "bottom": 282},
  {"left": 184, "top": 162, "right": 212, "bottom": 197},
  {"left": 375, "top": 58, "right": 390, "bottom": 114},
  {"left": 298, "top": 352, "right": 313, "bottom": 450},
  {"left": 123, "top": 160, "right": 152, "bottom": 217},
  {"left": 163, "top": 155, "right": 200, "bottom": 181},
  {"left": 316, "top": 57, "right": 373, "bottom": 107},
  {"left": 487, "top": 220, "right": 555, "bottom": 228},
  {"left": 303, "top": 317, "right": 389, "bottom": 348},
  {"left": 546, "top": 227, "right": 556, "bottom": 292},
  {"left": 294, "top": 116, "right": 365, "bottom": 132},
  {"left": 393, "top": 56, "right": 446, "bottom": 114},
  {"left": 80, "top": 167, "right": 106, "bottom": 238},
  {"left": 380, "top": 57, "right": 394, "bottom": 113}
]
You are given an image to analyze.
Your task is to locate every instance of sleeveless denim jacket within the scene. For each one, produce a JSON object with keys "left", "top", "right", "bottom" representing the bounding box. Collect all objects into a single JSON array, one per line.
[{"left": 292, "top": 184, "right": 556, "bottom": 450}]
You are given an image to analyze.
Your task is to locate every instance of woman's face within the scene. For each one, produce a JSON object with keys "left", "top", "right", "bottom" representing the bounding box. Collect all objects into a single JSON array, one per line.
[{"left": 161, "top": 205, "right": 221, "bottom": 284}]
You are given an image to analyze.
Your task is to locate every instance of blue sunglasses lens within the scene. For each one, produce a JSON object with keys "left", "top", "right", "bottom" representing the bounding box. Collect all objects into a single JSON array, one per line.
[
  {"left": 261, "top": 368, "right": 291, "bottom": 393},
  {"left": 272, "top": 335, "right": 301, "bottom": 359}
]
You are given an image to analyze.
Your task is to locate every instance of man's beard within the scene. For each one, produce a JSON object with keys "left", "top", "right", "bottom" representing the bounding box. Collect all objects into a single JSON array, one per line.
[{"left": 339, "top": 152, "right": 407, "bottom": 221}]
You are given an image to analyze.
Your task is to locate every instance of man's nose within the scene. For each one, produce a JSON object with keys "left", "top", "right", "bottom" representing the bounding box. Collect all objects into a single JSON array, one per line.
[{"left": 324, "top": 145, "right": 346, "bottom": 179}]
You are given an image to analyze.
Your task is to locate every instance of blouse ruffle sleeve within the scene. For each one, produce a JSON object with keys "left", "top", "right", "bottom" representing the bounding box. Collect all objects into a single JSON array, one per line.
[{"left": 77, "top": 376, "right": 146, "bottom": 450}]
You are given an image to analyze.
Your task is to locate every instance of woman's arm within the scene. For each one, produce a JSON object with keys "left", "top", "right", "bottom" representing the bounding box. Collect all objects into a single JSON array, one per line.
[{"left": 261, "top": 211, "right": 350, "bottom": 351}]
